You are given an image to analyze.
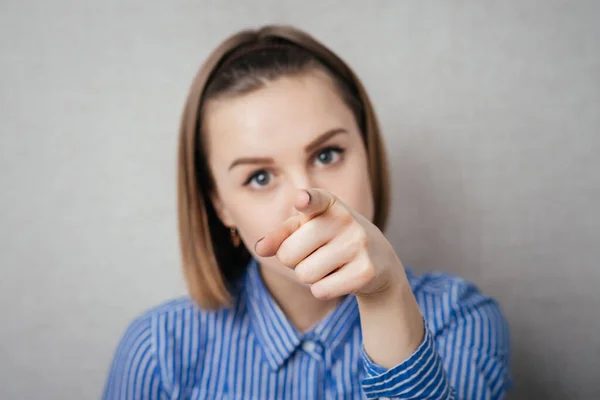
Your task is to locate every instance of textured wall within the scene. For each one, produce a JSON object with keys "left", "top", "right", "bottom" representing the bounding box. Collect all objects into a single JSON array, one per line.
[{"left": 1, "top": 1, "right": 598, "bottom": 399}]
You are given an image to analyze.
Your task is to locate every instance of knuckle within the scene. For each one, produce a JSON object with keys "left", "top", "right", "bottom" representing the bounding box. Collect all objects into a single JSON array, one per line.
[
  {"left": 358, "top": 262, "right": 376, "bottom": 283},
  {"left": 339, "top": 209, "right": 354, "bottom": 225},
  {"left": 276, "top": 245, "right": 295, "bottom": 267},
  {"left": 294, "top": 265, "right": 312, "bottom": 283},
  {"left": 323, "top": 190, "right": 337, "bottom": 206},
  {"left": 351, "top": 229, "right": 369, "bottom": 250}
]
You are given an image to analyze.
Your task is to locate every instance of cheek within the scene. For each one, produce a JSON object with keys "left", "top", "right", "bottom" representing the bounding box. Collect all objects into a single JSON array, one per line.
[
  {"left": 226, "top": 198, "right": 287, "bottom": 248},
  {"left": 323, "top": 156, "right": 375, "bottom": 222},
  {"left": 348, "top": 148, "right": 376, "bottom": 221},
  {"left": 347, "top": 170, "right": 375, "bottom": 221}
]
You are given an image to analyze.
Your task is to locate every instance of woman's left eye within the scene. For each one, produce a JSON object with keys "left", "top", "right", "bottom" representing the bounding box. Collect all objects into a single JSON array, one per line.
[{"left": 314, "top": 146, "right": 345, "bottom": 166}]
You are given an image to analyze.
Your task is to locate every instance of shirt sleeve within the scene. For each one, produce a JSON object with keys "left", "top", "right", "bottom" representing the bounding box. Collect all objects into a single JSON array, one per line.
[
  {"left": 102, "top": 315, "right": 167, "bottom": 400},
  {"left": 361, "top": 280, "right": 511, "bottom": 400}
]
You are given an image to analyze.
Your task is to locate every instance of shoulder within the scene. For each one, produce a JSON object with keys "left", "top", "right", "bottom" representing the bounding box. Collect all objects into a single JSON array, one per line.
[
  {"left": 407, "top": 268, "right": 484, "bottom": 303},
  {"left": 113, "top": 297, "right": 242, "bottom": 391},
  {"left": 116, "top": 297, "right": 202, "bottom": 344},
  {"left": 128, "top": 296, "right": 241, "bottom": 355},
  {"left": 131, "top": 296, "right": 239, "bottom": 330},
  {"left": 133, "top": 296, "right": 204, "bottom": 328},
  {"left": 112, "top": 297, "right": 206, "bottom": 367},
  {"left": 405, "top": 268, "right": 513, "bottom": 392},
  {"left": 108, "top": 298, "right": 201, "bottom": 361},
  {"left": 406, "top": 267, "right": 509, "bottom": 337},
  {"left": 104, "top": 298, "right": 203, "bottom": 398}
]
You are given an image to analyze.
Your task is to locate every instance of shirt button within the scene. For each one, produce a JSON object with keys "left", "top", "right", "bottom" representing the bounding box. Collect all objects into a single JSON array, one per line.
[{"left": 302, "top": 341, "right": 317, "bottom": 352}]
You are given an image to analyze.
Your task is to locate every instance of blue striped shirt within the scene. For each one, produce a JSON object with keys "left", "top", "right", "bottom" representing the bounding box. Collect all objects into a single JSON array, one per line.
[{"left": 103, "top": 259, "right": 511, "bottom": 399}]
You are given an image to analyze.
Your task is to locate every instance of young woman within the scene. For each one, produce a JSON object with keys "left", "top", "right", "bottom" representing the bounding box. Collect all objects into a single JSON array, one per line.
[{"left": 103, "top": 25, "right": 512, "bottom": 399}]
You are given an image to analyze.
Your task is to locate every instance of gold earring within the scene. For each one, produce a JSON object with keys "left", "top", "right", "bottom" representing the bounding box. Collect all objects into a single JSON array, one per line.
[{"left": 230, "top": 227, "right": 240, "bottom": 247}]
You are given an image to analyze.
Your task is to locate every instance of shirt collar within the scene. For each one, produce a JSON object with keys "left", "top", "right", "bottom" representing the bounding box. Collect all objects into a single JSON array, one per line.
[
  {"left": 243, "top": 259, "right": 302, "bottom": 370},
  {"left": 242, "top": 259, "right": 361, "bottom": 371},
  {"left": 306, "top": 293, "right": 359, "bottom": 352}
]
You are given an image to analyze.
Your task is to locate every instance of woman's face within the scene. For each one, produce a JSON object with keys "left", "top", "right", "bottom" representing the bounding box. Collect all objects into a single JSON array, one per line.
[{"left": 205, "top": 69, "right": 375, "bottom": 284}]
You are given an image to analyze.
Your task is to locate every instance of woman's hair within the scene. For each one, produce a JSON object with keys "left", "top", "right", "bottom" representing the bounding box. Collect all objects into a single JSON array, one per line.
[{"left": 178, "top": 25, "right": 390, "bottom": 309}]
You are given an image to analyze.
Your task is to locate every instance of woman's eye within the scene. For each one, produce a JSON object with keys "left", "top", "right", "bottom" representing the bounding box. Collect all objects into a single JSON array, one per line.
[
  {"left": 244, "top": 170, "right": 272, "bottom": 188},
  {"left": 314, "top": 146, "right": 344, "bottom": 166}
]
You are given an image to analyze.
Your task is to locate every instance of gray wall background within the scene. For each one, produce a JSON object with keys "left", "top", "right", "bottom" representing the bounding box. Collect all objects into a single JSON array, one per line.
[{"left": 1, "top": 1, "right": 598, "bottom": 399}]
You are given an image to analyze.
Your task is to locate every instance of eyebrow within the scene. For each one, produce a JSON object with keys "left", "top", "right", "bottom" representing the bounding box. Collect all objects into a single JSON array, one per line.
[
  {"left": 304, "top": 128, "right": 347, "bottom": 154},
  {"left": 228, "top": 128, "right": 348, "bottom": 171}
]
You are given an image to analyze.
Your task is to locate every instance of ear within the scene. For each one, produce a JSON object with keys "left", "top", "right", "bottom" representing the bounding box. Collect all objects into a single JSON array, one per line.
[{"left": 210, "top": 191, "right": 234, "bottom": 228}]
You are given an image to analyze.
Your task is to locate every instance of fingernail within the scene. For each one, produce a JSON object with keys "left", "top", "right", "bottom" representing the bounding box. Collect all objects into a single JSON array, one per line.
[
  {"left": 304, "top": 189, "right": 311, "bottom": 204},
  {"left": 254, "top": 237, "right": 265, "bottom": 252}
]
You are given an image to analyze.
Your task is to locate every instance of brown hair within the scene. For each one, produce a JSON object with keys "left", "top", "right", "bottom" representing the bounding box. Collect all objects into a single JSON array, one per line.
[{"left": 177, "top": 25, "right": 390, "bottom": 309}]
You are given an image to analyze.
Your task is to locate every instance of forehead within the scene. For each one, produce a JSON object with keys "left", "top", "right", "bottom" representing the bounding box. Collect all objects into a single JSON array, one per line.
[{"left": 203, "top": 71, "right": 356, "bottom": 157}]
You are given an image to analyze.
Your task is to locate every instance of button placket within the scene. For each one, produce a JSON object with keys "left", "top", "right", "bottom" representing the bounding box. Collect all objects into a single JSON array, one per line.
[
  {"left": 302, "top": 341, "right": 317, "bottom": 352},
  {"left": 301, "top": 339, "right": 324, "bottom": 360}
]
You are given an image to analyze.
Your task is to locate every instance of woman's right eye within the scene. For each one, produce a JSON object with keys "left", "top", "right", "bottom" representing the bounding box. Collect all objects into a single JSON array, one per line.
[{"left": 243, "top": 170, "right": 272, "bottom": 189}]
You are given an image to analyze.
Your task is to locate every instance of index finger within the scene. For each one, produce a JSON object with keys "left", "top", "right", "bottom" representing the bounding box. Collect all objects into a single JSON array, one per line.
[{"left": 295, "top": 188, "right": 337, "bottom": 221}]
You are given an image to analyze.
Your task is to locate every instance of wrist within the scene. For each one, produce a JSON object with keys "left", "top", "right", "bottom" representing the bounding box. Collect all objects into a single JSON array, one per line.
[
  {"left": 356, "top": 269, "right": 409, "bottom": 306},
  {"left": 356, "top": 273, "right": 425, "bottom": 368}
]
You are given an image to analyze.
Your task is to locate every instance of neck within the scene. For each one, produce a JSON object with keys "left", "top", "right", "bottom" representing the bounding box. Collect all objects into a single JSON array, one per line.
[{"left": 258, "top": 263, "right": 341, "bottom": 332}]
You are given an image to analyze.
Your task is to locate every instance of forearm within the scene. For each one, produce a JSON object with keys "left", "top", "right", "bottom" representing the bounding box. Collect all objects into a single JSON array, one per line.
[{"left": 356, "top": 270, "right": 424, "bottom": 369}]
